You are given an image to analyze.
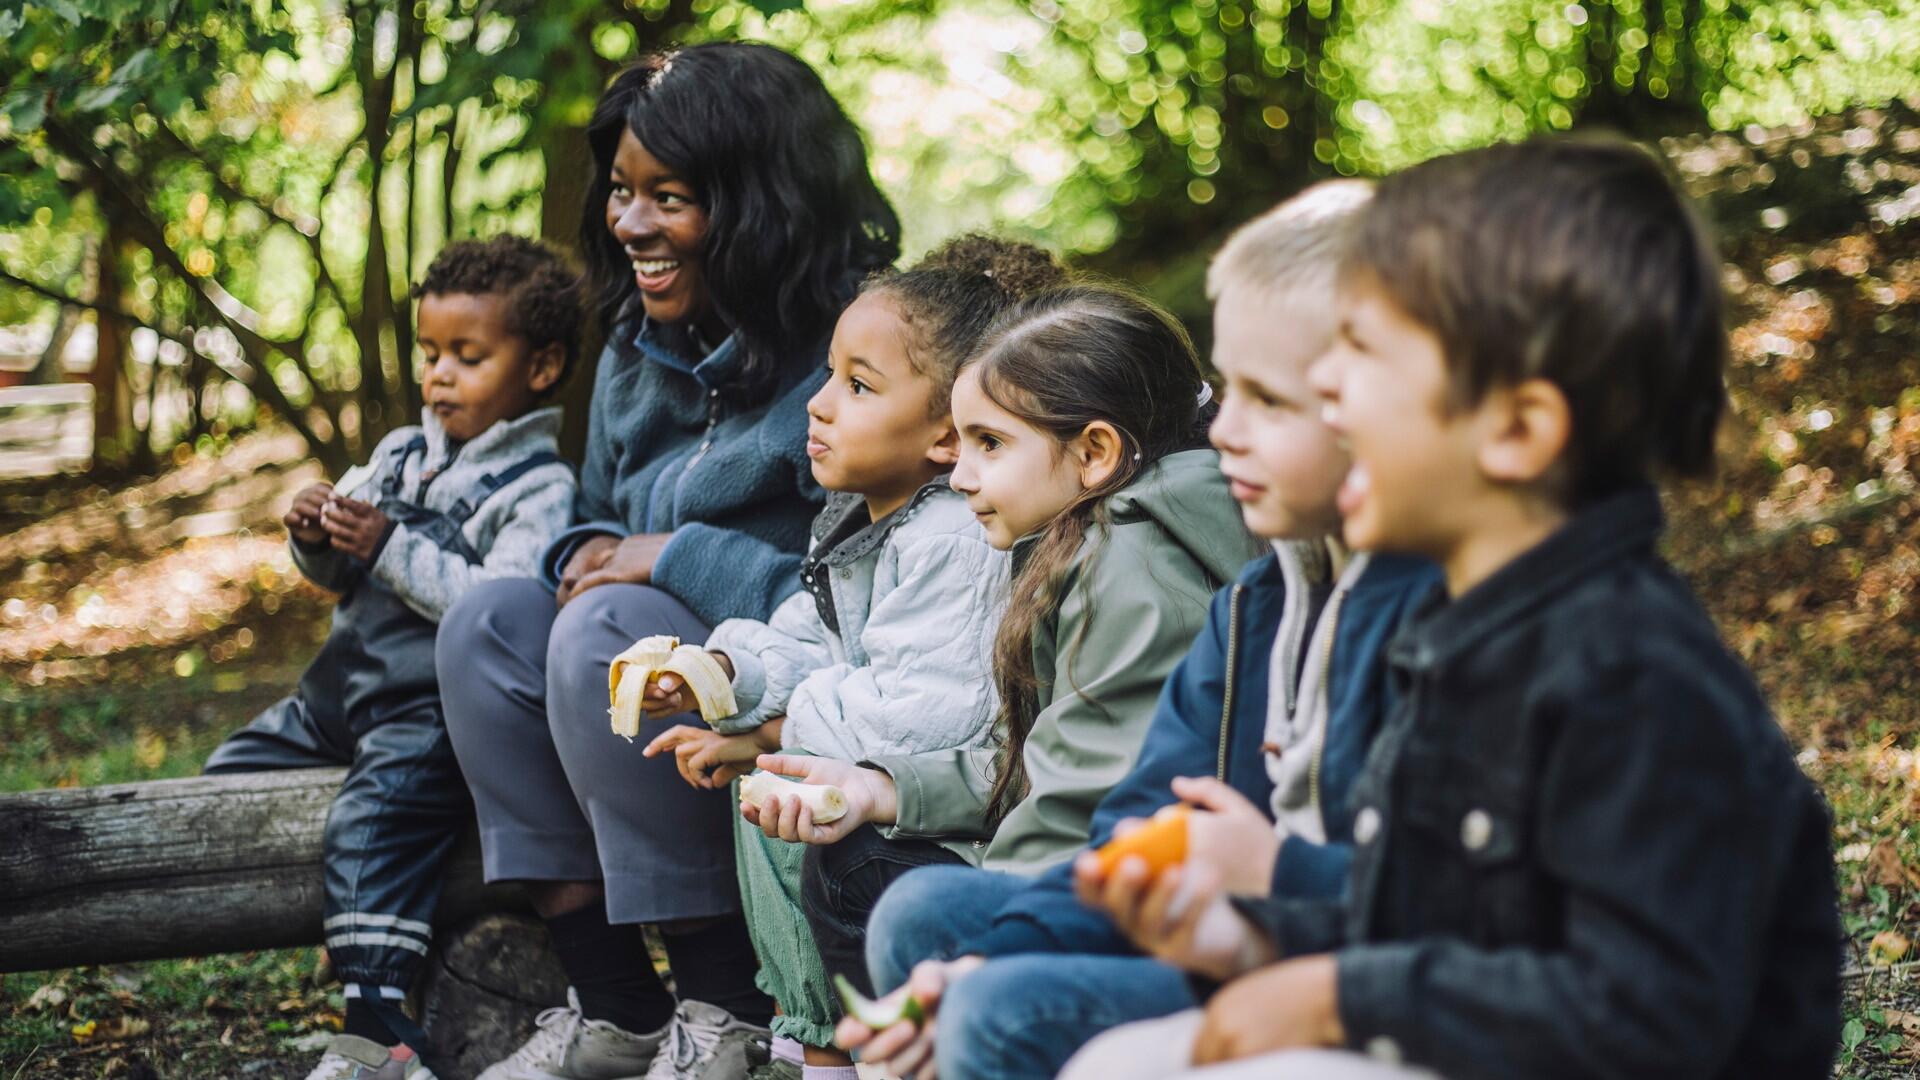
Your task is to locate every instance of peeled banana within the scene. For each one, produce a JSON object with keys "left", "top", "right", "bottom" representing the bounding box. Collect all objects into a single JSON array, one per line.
[
  {"left": 608, "top": 634, "right": 739, "bottom": 738},
  {"left": 740, "top": 772, "right": 848, "bottom": 824}
]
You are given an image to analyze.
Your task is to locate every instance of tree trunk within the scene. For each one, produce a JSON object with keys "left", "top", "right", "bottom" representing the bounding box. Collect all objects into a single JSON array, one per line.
[
  {"left": 416, "top": 914, "right": 570, "bottom": 1080},
  {"left": 0, "top": 768, "right": 525, "bottom": 974},
  {"left": 90, "top": 216, "right": 131, "bottom": 467},
  {"left": 540, "top": 104, "right": 603, "bottom": 463}
]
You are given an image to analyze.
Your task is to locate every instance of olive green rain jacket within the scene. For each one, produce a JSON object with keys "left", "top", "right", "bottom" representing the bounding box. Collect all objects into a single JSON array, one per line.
[{"left": 864, "top": 449, "right": 1263, "bottom": 874}]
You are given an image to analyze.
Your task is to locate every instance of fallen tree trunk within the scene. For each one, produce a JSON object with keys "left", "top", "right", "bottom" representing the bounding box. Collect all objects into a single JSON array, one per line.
[{"left": 0, "top": 767, "right": 523, "bottom": 973}]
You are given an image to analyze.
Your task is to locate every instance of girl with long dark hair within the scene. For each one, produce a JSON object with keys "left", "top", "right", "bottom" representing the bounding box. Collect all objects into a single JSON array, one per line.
[{"left": 435, "top": 42, "right": 899, "bottom": 1080}]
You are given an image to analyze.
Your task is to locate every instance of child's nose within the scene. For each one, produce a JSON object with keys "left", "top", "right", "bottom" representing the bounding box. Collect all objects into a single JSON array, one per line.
[
  {"left": 948, "top": 458, "right": 977, "bottom": 493},
  {"left": 1307, "top": 351, "right": 1343, "bottom": 404},
  {"left": 1208, "top": 398, "right": 1241, "bottom": 454}
]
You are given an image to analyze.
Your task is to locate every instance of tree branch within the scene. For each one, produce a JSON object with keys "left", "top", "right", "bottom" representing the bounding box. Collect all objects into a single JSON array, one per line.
[
  {"left": 152, "top": 119, "right": 357, "bottom": 323},
  {"left": 40, "top": 119, "right": 340, "bottom": 462}
]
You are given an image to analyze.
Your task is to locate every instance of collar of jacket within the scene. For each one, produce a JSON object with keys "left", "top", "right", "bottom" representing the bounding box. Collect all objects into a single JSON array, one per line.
[
  {"left": 418, "top": 403, "right": 564, "bottom": 470},
  {"left": 629, "top": 317, "right": 743, "bottom": 391},
  {"left": 1391, "top": 485, "right": 1664, "bottom": 674},
  {"left": 810, "top": 478, "right": 954, "bottom": 569}
]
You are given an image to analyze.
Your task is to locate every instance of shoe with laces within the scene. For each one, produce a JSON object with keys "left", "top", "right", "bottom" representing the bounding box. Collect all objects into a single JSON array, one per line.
[
  {"left": 640, "top": 1001, "right": 771, "bottom": 1080},
  {"left": 475, "top": 988, "right": 670, "bottom": 1080},
  {"left": 304, "top": 1035, "right": 430, "bottom": 1080}
]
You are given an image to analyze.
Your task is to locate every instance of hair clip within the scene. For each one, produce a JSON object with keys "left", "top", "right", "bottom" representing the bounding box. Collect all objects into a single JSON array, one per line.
[
  {"left": 1196, "top": 382, "right": 1214, "bottom": 407},
  {"left": 1132, "top": 451, "right": 1143, "bottom": 462}
]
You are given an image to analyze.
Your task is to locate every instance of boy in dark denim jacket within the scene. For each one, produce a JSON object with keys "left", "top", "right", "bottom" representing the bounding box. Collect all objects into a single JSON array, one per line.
[{"left": 1064, "top": 137, "right": 1841, "bottom": 1080}]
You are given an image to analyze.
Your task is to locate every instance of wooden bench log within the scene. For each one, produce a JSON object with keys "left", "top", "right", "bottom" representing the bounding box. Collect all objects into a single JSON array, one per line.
[
  {"left": 0, "top": 767, "right": 524, "bottom": 973},
  {"left": 0, "top": 769, "right": 574, "bottom": 1078}
]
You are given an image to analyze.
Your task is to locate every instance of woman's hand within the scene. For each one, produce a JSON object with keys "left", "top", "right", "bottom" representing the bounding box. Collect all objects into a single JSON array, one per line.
[
  {"left": 321, "top": 495, "right": 391, "bottom": 562},
  {"left": 834, "top": 954, "right": 983, "bottom": 1079},
  {"left": 644, "top": 652, "right": 735, "bottom": 718},
  {"left": 1175, "top": 775, "right": 1283, "bottom": 896},
  {"left": 738, "top": 754, "right": 899, "bottom": 844},
  {"left": 643, "top": 724, "right": 766, "bottom": 788},
  {"left": 1191, "top": 955, "right": 1344, "bottom": 1065},
  {"left": 556, "top": 535, "right": 621, "bottom": 607},
  {"left": 285, "top": 483, "right": 333, "bottom": 546},
  {"left": 1072, "top": 847, "right": 1274, "bottom": 981},
  {"left": 566, "top": 533, "right": 674, "bottom": 601}
]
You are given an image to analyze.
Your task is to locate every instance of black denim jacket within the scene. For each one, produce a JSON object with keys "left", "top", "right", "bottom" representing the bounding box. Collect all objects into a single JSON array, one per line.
[{"left": 1236, "top": 488, "right": 1841, "bottom": 1079}]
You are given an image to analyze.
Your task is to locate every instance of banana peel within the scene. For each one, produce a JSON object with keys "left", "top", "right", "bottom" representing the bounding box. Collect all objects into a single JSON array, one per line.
[{"left": 608, "top": 634, "right": 739, "bottom": 738}]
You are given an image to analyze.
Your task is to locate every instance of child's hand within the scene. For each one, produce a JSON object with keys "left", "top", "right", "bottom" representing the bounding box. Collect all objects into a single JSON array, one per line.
[
  {"left": 321, "top": 495, "right": 390, "bottom": 561},
  {"left": 285, "top": 483, "right": 334, "bottom": 545},
  {"left": 642, "top": 724, "right": 762, "bottom": 788},
  {"left": 644, "top": 652, "right": 735, "bottom": 718},
  {"left": 834, "top": 954, "right": 982, "bottom": 1079},
  {"left": 556, "top": 535, "right": 619, "bottom": 607},
  {"left": 1191, "top": 955, "right": 1344, "bottom": 1065},
  {"left": 1072, "top": 848, "right": 1274, "bottom": 980},
  {"left": 741, "top": 754, "right": 899, "bottom": 844},
  {"left": 1174, "top": 775, "right": 1283, "bottom": 896}
]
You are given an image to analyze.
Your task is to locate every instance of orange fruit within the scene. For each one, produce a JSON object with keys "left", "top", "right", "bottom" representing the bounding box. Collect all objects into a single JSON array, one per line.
[{"left": 1093, "top": 803, "right": 1191, "bottom": 877}]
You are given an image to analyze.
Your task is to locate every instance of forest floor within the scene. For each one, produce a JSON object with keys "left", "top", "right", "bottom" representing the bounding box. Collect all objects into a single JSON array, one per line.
[{"left": 5, "top": 107, "right": 1920, "bottom": 1078}]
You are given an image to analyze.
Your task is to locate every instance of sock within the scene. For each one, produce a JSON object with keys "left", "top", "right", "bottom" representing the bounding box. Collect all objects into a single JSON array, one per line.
[
  {"left": 801, "top": 1067, "right": 859, "bottom": 1080},
  {"left": 771, "top": 1036, "right": 805, "bottom": 1064},
  {"left": 547, "top": 897, "right": 678, "bottom": 1033},
  {"left": 661, "top": 914, "right": 775, "bottom": 1027},
  {"left": 341, "top": 984, "right": 402, "bottom": 1047}
]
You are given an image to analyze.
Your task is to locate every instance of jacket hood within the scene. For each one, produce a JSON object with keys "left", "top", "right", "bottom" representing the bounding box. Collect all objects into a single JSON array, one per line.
[{"left": 1104, "top": 448, "right": 1258, "bottom": 585}]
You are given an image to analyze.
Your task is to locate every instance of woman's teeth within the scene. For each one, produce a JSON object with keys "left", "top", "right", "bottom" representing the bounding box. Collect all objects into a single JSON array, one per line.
[{"left": 633, "top": 259, "right": 679, "bottom": 276}]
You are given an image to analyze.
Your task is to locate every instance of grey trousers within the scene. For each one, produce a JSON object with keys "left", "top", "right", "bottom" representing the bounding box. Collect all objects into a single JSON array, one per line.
[{"left": 438, "top": 578, "right": 742, "bottom": 924}]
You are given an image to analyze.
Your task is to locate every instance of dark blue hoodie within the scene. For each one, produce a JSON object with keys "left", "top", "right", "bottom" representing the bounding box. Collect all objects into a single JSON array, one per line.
[{"left": 968, "top": 548, "right": 1438, "bottom": 958}]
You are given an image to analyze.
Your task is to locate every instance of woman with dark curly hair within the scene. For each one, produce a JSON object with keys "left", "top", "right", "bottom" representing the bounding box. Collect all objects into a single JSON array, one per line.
[{"left": 435, "top": 43, "right": 900, "bottom": 1080}]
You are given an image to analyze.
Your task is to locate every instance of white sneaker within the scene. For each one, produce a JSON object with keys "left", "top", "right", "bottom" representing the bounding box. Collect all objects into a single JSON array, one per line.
[
  {"left": 476, "top": 988, "right": 669, "bottom": 1080},
  {"left": 641, "top": 1001, "right": 771, "bottom": 1080},
  {"left": 304, "top": 1035, "right": 427, "bottom": 1080}
]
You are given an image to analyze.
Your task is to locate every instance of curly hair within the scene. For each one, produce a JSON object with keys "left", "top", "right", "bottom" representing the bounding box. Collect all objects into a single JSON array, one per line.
[
  {"left": 414, "top": 236, "right": 584, "bottom": 389},
  {"left": 863, "top": 234, "right": 1068, "bottom": 415}
]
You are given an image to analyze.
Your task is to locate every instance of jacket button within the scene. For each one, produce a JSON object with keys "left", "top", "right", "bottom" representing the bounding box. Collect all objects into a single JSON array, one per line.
[
  {"left": 1365, "top": 1036, "right": 1403, "bottom": 1065},
  {"left": 1353, "top": 806, "right": 1381, "bottom": 845},
  {"left": 1461, "top": 808, "right": 1493, "bottom": 852}
]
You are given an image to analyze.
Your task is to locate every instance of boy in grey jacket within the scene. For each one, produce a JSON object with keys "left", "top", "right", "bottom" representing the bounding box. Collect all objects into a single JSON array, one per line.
[
  {"left": 206, "top": 238, "right": 580, "bottom": 1080},
  {"left": 642, "top": 238, "right": 1054, "bottom": 1078}
]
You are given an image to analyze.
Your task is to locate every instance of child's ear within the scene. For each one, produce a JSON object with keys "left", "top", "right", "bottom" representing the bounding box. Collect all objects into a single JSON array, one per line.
[
  {"left": 926, "top": 422, "right": 960, "bottom": 469},
  {"left": 1477, "top": 377, "right": 1570, "bottom": 486},
  {"left": 527, "top": 344, "right": 565, "bottom": 395},
  {"left": 1073, "top": 421, "right": 1125, "bottom": 488}
]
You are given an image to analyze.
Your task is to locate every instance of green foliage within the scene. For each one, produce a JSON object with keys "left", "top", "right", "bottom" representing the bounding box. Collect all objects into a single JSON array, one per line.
[{"left": 2, "top": 0, "right": 1919, "bottom": 464}]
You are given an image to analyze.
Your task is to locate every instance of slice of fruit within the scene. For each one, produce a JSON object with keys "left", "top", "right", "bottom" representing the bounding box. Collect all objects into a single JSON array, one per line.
[
  {"left": 607, "top": 634, "right": 740, "bottom": 737},
  {"left": 1092, "top": 803, "right": 1192, "bottom": 878},
  {"left": 740, "top": 771, "right": 848, "bottom": 824},
  {"left": 834, "top": 974, "right": 924, "bottom": 1028}
]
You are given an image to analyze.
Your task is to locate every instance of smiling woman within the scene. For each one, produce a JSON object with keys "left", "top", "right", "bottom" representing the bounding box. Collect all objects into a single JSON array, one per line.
[{"left": 430, "top": 42, "right": 903, "bottom": 1080}]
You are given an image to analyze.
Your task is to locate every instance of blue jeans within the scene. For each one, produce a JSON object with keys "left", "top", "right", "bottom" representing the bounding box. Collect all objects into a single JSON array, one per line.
[{"left": 866, "top": 864, "right": 1198, "bottom": 1080}]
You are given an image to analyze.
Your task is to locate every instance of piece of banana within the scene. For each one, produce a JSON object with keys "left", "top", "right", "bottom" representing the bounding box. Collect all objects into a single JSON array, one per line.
[
  {"left": 607, "top": 634, "right": 739, "bottom": 738},
  {"left": 739, "top": 771, "right": 848, "bottom": 824}
]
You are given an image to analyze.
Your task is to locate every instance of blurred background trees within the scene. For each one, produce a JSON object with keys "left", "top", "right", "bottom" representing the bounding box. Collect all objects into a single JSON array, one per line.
[{"left": 2, "top": 0, "right": 1916, "bottom": 473}]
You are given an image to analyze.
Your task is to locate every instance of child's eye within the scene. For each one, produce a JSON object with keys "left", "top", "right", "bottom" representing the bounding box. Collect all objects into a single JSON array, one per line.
[
  {"left": 849, "top": 378, "right": 871, "bottom": 395},
  {"left": 610, "top": 182, "right": 632, "bottom": 199},
  {"left": 977, "top": 434, "right": 1001, "bottom": 452},
  {"left": 659, "top": 192, "right": 691, "bottom": 208}
]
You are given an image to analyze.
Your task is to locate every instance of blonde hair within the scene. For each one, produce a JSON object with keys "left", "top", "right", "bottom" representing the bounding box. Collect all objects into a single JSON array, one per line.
[{"left": 1206, "top": 179, "right": 1375, "bottom": 308}]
